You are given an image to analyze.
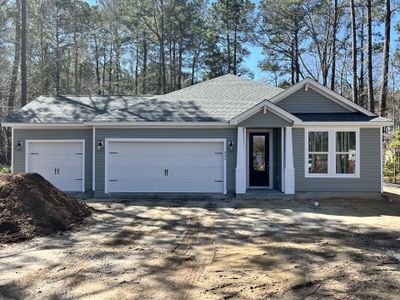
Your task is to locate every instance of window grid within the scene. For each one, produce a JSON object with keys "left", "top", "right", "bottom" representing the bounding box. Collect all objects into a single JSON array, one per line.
[{"left": 305, "top": 129, "right": 360, "bottom": 178}]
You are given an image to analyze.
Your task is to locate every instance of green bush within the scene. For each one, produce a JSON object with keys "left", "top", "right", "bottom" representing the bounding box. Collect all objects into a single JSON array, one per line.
[{"left": 0, "top": 165, "right": 11, "bottom": 173}]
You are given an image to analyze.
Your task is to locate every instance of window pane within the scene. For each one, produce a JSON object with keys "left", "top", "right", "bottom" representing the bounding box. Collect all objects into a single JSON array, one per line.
[
  {"left": 336, "top": 154, "right": 356, "bottom": 174},
  {"left": 308, "top": 154, "right": 328, "bottom": 173},
  {"left": 309, "top": 132, "right": 328, "bottom": 152},
  {"left": 336, "top": 132, "right": 356, "bottom": 152},
  {"left": 252, "top": 136, "right": 265, "bottom": 171}
]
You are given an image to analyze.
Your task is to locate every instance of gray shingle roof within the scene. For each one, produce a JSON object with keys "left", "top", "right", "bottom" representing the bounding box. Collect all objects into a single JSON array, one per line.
[
  {"left": 5, "top": 74, "right": 283, "bottom": 124},
  {"left": 293, "top": 113, "right": 376, "bottom": 122}
]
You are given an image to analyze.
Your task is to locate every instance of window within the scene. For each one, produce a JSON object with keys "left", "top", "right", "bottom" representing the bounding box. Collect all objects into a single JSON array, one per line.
[
  {"left": 336, "top": 131, "right": 356, "bottom": 174},
  {"left": 305, "top": 129, "right": 359, "bottom": 178},
  {"left": 308, "top": 131, "right": 328, "bottom": 174}
]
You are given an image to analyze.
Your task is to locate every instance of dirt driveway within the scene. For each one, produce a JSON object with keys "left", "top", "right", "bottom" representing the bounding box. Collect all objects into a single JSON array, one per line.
[{"left": 1, "top": 191, "right": 400, "bottom": 299}]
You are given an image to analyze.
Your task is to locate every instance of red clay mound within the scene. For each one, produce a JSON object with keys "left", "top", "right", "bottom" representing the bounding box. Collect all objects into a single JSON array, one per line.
[{"left": 0, "top": 173, "right": 92, "bottom": 243}]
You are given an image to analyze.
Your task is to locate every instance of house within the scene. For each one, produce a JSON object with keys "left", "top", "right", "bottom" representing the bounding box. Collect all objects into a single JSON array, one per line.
[{"left": 1, "top": 74, "right": 393, "bottom": 198}]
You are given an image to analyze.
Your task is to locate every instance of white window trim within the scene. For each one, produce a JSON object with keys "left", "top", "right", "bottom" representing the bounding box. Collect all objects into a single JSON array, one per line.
[
  {"left": 246, "top": 129, "right": 273, "bottom": 189},
  {"left": 304, "top": 128, "right": 360, "bottom": 178}
]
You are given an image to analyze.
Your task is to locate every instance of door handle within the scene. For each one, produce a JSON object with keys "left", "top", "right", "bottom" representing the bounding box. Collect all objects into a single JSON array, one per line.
[
  {"left": 57, "top": 168, "right": 60, "bottom": 175},
  {"left": 166, "top": 169, "right": 169, "bottom": 176},
  {"left": 54, "top": 168, "right": 57, "bottom": 175}
]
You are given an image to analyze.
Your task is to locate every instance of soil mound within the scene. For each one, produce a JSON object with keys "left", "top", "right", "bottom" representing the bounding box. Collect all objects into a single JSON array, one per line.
[{"left": 0, "top": 173, "right": 92, "bottom": 243}]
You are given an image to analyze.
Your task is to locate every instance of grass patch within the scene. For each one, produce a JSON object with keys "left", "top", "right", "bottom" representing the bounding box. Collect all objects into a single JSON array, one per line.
[{"left": 0, "top": 165, "right": 11, "bottom": 173}]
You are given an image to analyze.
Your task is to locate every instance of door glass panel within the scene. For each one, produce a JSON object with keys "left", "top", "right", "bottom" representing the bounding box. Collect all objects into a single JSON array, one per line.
[{"left": 252, "top": 135, "right": 265, "bottom": 171}]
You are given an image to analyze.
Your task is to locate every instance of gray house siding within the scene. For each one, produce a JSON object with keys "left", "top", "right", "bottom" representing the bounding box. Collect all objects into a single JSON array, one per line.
[
  {"left": 293, "top": 128, "right": 381, "bottom": 192},
  {"left": 13, "top": 129, "right": 93, "bottom": 192},
  {"left": 239, "top": 110, "right": 291, "bottom": 127},
  {"left": 276, "top": 89, "right": 351, "bottom": 113},
  {"left": 94, "top": 128, "right": 237, "bottom": 196},
  {"left": 273, "top": 128, "right": 282, "bottom": 190}
]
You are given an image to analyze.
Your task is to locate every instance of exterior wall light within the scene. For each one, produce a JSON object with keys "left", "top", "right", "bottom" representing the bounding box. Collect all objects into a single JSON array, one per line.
[
  {"left": 16, "top": 141, "right": 23, "bottom": 151},
  {"left": 97, "top": 140, "right": 104, "bottom": 151},
  {"left": 228, "top": 140, "right": 234, "bottom": 151}
]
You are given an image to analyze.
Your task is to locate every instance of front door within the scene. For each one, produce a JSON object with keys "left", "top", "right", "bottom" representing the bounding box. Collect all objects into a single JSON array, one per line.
[{"left": 249, "top": 132, "right": 270, "bottom": 187}]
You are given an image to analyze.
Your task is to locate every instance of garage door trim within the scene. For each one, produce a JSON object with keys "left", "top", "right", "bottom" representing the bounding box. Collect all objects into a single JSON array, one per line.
[
  {"left": 25, "top": 139, "right": 85, "bottom": 192},
  {"left": 104, "top": 138, "right": 227, "bottom": 194}
]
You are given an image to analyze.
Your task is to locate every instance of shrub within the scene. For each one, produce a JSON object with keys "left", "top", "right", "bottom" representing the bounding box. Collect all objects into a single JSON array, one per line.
[{"left": 0, "top": 165, "right": 11, "bottom": 173}]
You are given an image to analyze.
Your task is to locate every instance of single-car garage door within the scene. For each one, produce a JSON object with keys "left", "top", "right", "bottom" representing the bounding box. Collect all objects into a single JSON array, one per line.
[
  {"left": 105, "top": 139, "right": 226, "bottom": 194},
  {"left": 26, "top": 140, "right": 85, "bottom": 192}
]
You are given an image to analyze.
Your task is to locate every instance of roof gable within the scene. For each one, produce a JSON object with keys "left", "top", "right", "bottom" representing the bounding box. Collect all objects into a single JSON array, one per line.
[
  {"left": 276, "top": 88, "right": 352, "bottom": 113},
  {"left": 271, "top": 78, "right": 375, "bottom": 116}
]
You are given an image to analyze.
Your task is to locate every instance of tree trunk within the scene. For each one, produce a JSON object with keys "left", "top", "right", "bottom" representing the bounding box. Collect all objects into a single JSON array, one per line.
[
  {"left": 135, "top": 44, "right": 139, "bottom": 96},
  {"left": 142, "top": 36, "right": 147, "bottom": 94},
  {"left": 108, "top": 43, "right": 113, "bottom": 94},
  {"left": 20, "top": 0, "right": 27, "bottom": 106},
  {"left": 226, "top": 33, "right": 232, "bottom": 74},
  {"left": 367, "top": 0, "right": 374, "bottom": 112},
  {"left": 160, "top": 0, "right": 166, "bottom": 94},
  {"left": 177, "top": 33, "right": 183, "bottom": 89},
  {"left": 94, "top": 34, "right": 101, "bottom": 95},
  {"left": 294, "top": 16, "right": 300, "bottom": 83},
  {"left": 330, "top": 0, "right": 338, "bottom": 90},
  {"left": 359, "top": 7, "right": 365, "bottom": 108},
  {"left": 380, "top": 0, "right": 391, "bottom": 117},
  {"left": 350, "top": 0, "right": 358, "bottom": 103},
  {"left": 8, "top": 0, "right": 21, "bottom": 111},
  {"left": 233, "top": 25, "right": 237, "bottom": 75}
]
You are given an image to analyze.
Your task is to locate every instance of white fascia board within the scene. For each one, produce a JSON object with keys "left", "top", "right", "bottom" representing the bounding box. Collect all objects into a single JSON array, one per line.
[
  {"left": 271, "top": 78, "right": 376, "bottom": 117},
  {"left": 2, "top": 123, "right": 88, "bottom": 129},
  {"left": 2, "top": 121, "right": 233, "bottom": 129},
  {"left": 294, "top": 121, "right": 394, "bottom": 127},
  {"left": 230, "top": 101, "right": 301, "bottom": 125},
  {"left": 85, "top": 121, "right": 232, "bottom": 128}
]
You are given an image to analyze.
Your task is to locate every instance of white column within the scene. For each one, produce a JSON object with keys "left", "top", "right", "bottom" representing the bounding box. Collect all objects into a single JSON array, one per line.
[
  {"left": 284, "top": 127, "right": 295, "bottom": 194},
  {"left": 235, "top": 126, "right": 246, "bottom": 194}
]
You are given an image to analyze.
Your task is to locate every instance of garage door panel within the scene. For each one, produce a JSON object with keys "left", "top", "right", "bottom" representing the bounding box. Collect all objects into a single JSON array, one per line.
[
  {"left": 109, "top": 179, "right": 223, "bottom": 193},
  {"left": 108, "top": 154, "right": 223, "bottom": 168},
  {"left": 29, "top": 155, "right": 83, "bottom": 169},
  {"left": 30, "top": 142, "right": 83, "bottom": 155},
  {"left": 108, "top": 166, "right": 223, "bottom": 180},
  {"left": 109, "top": 142, "right": 222, "bottom": 155},
  {"left": 107, "top": 141, "right": 225, "bottom": 193}
]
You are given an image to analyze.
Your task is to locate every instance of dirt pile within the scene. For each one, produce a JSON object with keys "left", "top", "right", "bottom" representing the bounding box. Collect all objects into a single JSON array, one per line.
[{"left": 0, "top": 173, "right": 91, "bottom": 243}]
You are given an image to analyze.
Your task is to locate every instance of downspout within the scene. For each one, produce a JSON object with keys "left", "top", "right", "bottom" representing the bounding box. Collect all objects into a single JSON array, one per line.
[{"left": 92, "top": 126, "right": 95, "bottom": 192}]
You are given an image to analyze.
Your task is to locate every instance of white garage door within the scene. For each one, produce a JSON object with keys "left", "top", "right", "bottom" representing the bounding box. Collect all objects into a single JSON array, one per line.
[
  {"left": 106, "top": 139, "right": 225, "bottom": 193},
  {"left": 26, "top": 141, "right": 84, "bottom": 192}
]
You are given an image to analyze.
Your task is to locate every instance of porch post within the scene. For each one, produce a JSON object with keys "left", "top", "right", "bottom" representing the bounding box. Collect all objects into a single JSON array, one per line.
[
  {"left": 284, "top": 127, "right": 295, "bottom": 194},
  {"left": 235, "top": 126, "right": 246, "bottom": 194}
]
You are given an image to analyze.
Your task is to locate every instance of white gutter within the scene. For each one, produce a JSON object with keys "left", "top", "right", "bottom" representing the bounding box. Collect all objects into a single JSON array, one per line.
[{"left": 293, "top": 121, "right": 394, "bottom": 127}]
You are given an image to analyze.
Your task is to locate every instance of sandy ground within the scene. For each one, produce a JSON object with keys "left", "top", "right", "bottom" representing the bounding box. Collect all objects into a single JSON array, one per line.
[{"left": 1, "top": 188, "right": 400, "bottom": 299}]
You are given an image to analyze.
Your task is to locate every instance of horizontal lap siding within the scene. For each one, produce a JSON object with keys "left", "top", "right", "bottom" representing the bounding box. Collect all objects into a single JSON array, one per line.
[
  {"left": 13, "top": 129, "right": 93, "bottom": 192},
  {"left": 95, "top": 128, "right": 237, "bottom": 195},
  {"left": 277, "top": 89, "right": 351, "bottom": 113},
  {"left": 239, "top": 110, "right": 291, "bottom": 127},
  {"left": 293, "top": 128, "right": 381, "bottom": 192}
]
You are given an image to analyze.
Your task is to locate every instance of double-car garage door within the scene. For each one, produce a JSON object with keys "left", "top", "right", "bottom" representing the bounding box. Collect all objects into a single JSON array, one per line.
[{"left": 105, "top": 139, "right": 226, "bottom": 194}]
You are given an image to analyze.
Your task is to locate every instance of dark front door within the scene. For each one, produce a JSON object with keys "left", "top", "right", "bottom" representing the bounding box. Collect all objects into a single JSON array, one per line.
[{"left": 249, "top": 132, "right": 270, "bottom": 187}]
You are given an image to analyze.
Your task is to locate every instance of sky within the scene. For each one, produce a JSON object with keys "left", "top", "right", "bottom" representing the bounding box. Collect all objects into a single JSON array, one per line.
[{"left": 84, "top": 0, "right": 399, "bottom": 82}]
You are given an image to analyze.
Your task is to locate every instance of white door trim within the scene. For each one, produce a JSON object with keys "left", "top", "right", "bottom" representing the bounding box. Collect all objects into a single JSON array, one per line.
[
  {"left": 246, "top": 129, "right": 273, "bottom": 189},
  {"left": 25, "top": 139, "right": 85, "bottom": 192},
  {"left": 104, "top": 138, "right": 227, "bottom": 194}
]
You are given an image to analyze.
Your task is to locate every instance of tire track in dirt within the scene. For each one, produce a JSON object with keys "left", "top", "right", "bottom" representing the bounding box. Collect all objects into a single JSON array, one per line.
[{"left": 116, "top": 209, "right": 216, "bottom": 300}]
